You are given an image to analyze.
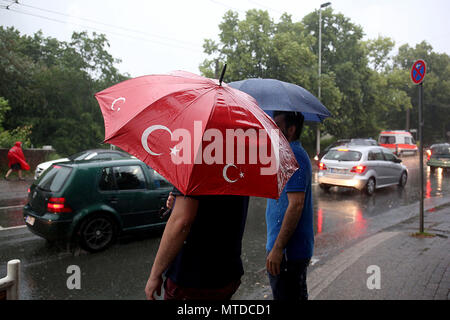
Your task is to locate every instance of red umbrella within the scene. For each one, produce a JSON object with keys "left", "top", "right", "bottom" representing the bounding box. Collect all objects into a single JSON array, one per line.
[{"left": 95, "top": 69, "right": 298, "bottom": 199}]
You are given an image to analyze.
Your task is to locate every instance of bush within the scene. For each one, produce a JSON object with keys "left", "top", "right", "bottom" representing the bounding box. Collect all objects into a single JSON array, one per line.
[
  {"left": 45, "top": 152, "right": 63, "bottom": 162},
  {"left": 0, "top": 125, "right": 33, "bottom": 148}
]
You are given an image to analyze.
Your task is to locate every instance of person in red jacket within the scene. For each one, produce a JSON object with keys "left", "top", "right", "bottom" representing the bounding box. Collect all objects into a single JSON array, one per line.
[{"left": 5, "top": 141, "right": 30, "bottom": 181}]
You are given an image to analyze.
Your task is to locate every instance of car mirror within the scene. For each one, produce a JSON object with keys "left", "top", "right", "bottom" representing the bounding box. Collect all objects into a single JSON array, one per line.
[{"left": 394, "top": 158, "right": 402, "bottom": 163}]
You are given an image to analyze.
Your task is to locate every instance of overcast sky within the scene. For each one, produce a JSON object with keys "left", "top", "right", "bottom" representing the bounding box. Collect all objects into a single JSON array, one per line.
[{"left": 1, "top": 0, "right": 449, "bottom": 78}]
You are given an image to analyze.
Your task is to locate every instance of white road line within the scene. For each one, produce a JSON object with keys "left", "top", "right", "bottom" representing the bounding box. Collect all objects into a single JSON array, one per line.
[
  {"left": 0, "top": 225, "right": 26, "bottom": 231},
  {"left": 308, "top": 231, "right": 400, "bottom": 300},
  {"left": 0, "top": 205, "right": 24, "bottom": 210}
]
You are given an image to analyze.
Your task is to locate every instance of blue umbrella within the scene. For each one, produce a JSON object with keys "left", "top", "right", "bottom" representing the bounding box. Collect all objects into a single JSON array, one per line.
[{"left": 228, "top": 78, "right": 331, "bottom": 122}]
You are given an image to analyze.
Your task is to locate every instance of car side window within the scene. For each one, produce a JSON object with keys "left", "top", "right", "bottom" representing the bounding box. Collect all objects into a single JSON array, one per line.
[
  {"left": 369, "top": 150, "right": 383, "bottom": 161},
  {"left": 99, "top": 167, "right": 116, "bottom": 191},
  {"left": 144, "top": 165, "right": 171, "bottom": 189},
  {"left": 114, "top": 165, "right": 146, "bottom": 190},
  {"left": 153, "top": 172, "right": 171, "bottom": 189},
  {"left": 380, "top": 136, "right": 395, "bottom": 144},
  {"left": 382, "top": 150, "right": 396, "bottom": 162},
  {"left": 373, "top": 150, "right": 384, "bottom": 160},
  {"left": 405, "top": 137, "right": 411, "bottom": 144}
]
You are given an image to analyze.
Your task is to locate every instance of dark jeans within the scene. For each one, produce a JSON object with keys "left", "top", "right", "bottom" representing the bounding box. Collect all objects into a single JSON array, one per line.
[{"left": 268, "top": 255, "right": 310, "bottom": 300}]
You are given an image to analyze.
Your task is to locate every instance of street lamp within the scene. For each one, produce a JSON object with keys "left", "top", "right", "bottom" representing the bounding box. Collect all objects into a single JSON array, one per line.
[{"left": 316, "top": 1, "right": 331, "bottom": 157}]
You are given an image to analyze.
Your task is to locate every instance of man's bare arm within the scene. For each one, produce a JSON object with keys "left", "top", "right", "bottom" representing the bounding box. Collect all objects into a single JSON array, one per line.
[
  {"left": 145, "top": 195, "right": 198, "bottom": 299},
  {"left": 266, "top": 192, "right": 305, "bottom": 276}
]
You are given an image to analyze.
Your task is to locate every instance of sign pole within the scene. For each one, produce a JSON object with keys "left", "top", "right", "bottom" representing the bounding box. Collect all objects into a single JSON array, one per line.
[
  {"left": 411, "top": 59, "right": 426, "bottom": 233},
  {"left": 418, "top": 82, "right": 424, "bottom": 233}
]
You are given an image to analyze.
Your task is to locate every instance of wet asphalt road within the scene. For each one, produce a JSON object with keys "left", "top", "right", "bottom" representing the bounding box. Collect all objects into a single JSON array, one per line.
[{"left": 0, "top": 155, "right": 449, "bottom": 299}]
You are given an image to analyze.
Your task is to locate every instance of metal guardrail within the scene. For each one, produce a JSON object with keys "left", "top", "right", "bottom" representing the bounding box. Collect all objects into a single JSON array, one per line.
[{"left": 0, "top": 259, "right": 20, "bottom": 300}]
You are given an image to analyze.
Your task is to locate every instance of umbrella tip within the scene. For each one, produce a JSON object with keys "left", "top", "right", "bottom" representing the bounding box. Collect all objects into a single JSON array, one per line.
[{"left": 219, "top": 63, "right": 227, "bottom": 86}]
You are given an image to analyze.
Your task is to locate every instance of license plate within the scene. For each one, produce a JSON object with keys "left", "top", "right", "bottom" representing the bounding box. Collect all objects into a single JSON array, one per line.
[
  {"left": 25, "top": 215, "right": 35, "bottom": 226},
  {"left": 330, "top": 168, "right": 347, "bottom": 174}
]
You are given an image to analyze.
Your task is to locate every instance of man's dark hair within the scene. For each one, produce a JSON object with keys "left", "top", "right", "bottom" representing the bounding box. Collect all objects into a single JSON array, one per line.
[{"left": 273, "top": 111, "right": 305, "bottom": 140}]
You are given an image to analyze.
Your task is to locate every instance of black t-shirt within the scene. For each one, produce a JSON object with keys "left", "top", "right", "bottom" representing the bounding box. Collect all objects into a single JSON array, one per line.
[{"left": 165, "top": 188, "right": 249, "bottom": 288}]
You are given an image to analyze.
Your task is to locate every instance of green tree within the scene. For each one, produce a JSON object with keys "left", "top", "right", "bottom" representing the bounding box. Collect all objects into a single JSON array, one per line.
[
  {"left": 0, "top": 97, "right": 10, "bottom": 130},
  {"left": 302, "top": 9, "right": 412, "bottom": 139},
  {"left": 200, "top": 10, "right": 342, "bottom": 152},
  {"left": 0, "top": 27, "right": 128, "bottom": 155},
  {"left": 365, "top": 36, "right": 395, "bottom": 72},
  {"left": 0, "top": 97, "right": 32, "bottom": 148},
  {"left": 392, "top": 42, "right": 450, "bottom": 143}
]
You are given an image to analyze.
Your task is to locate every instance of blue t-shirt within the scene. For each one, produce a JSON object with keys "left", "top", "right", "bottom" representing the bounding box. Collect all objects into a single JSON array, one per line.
[{"left": 265, "top": 141, "right": 314, "bottom": 260}]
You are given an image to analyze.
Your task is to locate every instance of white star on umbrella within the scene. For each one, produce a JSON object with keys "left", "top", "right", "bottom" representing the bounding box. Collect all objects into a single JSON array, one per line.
[
  {"left": 170, "top": 145, "right": 180, "bottom": 156},
  {"left": 239, "top": 172, "right": 244, "bottom": 178}
]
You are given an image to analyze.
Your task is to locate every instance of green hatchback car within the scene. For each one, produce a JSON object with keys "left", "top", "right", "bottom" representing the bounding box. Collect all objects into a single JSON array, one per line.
[
  {"left": 427, "top": 143, "right": 450, "bottom": 172},
  {"left": 23, "top": 158, "right": 172, "bottom": 252}
]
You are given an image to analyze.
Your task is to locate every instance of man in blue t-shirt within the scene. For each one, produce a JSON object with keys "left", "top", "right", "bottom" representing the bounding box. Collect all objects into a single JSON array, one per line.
[{"left": 266, "top": 111, "right": 314, "bottom": 300}]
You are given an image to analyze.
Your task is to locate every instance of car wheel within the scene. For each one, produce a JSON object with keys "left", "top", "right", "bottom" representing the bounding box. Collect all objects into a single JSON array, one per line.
[
  {"left": 319, "top": 184, "right": 331, "bottom": 192},
  {"left": 398, "top": 172, "right": 407, "bottom": 187},
  {"left": 364, "top": 178, "right": 376, "bottom": 196},
  {"left": 78, "top": 214, "right": 117, "bottom": 253}
]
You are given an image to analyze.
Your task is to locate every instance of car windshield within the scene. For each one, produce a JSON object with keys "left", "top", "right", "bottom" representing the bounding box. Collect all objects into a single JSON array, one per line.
[
  {"left": 37, "top": 165, "right": 72, "bottom": 192},
  {"left": 431, "top": 145, "right": 450, "bottom": 156},
  {"left": 324, "top": 150, "right": 362, "bottom": 161},
  {"left": 379, "top": 136, "right": 395, "bottom": 144}
]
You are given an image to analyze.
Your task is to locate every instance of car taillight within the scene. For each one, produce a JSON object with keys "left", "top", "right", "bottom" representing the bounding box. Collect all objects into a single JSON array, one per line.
[
  {"left": 47, "top": 197, "right": 72, "bottom": 213},
  {"left": 426, "top": 150, "right": 431, "bottom": 160},
  {"left": 319, "top": 162, "right": 327, "bottom": 170},
  {"left": 351, "top": 165, "right": 366, "bottom": 174}
]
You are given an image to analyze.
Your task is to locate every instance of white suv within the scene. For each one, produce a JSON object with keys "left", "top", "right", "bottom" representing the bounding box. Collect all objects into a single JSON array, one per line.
[{"left": 34, "top": 149, "right": 133, "bottom": 179}]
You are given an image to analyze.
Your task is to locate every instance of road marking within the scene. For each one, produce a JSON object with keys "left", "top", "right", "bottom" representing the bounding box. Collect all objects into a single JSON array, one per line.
[
  {"left": 0, "top": 205, "right": 24, "bottom": 210},
  {"left": 0, "top": 225, "right": 26, "bottom": 231},
  {"left": 308, "top": 231, "right": 400, "bottom": 300}
]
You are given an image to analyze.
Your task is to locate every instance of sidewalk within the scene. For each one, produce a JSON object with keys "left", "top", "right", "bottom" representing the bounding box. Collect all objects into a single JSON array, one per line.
[
  {"left": 309, "top": 202, "right": 450, "bottom": 300},
  {"left": 244, "top": 197, "right": 450, "bottom": 300}
]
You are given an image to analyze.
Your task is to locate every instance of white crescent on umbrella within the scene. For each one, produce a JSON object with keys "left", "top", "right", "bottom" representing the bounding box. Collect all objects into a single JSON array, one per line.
[
  {"left": 111, "top": 97, "right": 126, "bottom": 111},
  {"left": 141, "top": 125, "right": 173, "bottom": 156},
  {"left": 223, "top": 164, "right": 239, "bottom": 183}
]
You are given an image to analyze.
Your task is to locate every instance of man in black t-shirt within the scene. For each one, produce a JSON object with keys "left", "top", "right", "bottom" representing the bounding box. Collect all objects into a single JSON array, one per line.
[{"left": 145, "top": 188, "right": 249, "bottom": 300}]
